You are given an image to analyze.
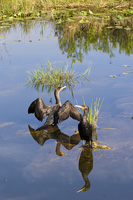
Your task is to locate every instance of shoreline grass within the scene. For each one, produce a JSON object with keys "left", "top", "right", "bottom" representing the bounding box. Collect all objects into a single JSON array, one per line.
[{"left": 0, "top": 0, "right": 132, "bottom": 18}]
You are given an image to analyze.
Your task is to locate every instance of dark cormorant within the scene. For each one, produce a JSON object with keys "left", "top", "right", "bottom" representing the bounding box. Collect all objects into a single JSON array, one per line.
[
  {"left": 37, "top": 100, "right": 82, "bottom": 130},
  {"left": 28, "top": 86, "right": 66, "bottom": 121},
  {"left": 75, "top": 105, "right": 92, "bottom": 147}
]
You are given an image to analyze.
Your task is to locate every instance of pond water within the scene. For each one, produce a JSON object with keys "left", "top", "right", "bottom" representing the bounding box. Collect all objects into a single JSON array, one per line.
[{"left": 0, "top": 19, "right": 133, "bottom": 200}]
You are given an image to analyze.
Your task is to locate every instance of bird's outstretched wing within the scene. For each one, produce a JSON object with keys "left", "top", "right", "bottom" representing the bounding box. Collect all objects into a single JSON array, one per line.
[
  {"left": 56, "top": 100, "right": 82, "bottom": 123},
  {"left": 28, "top": 97, "right": 51, "bottom": 121},
  {"left": 28, "top": 98, "right": 38, "bottom": 114}
]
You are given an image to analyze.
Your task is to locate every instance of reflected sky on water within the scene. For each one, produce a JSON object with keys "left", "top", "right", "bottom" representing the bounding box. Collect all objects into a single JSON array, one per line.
[{"left": 0, "top": 20, "right": 133, "bottom": 200}]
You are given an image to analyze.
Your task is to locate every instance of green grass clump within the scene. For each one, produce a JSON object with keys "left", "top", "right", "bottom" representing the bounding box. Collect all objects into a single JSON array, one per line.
[
  {"left": 0, "top": 0, "right": 131, "bottom": 18},
  {"left": 82, "top": 97, "right": 104, "bottom": 129},
  {"left": 0, "top": 0, "right": 45, "bottom": 16},
  {"left": 27, "top": 61, "right": 90, "bottom": 92},
  {"left": 88, "top": 98, "right": 104, "bottom": 129}
]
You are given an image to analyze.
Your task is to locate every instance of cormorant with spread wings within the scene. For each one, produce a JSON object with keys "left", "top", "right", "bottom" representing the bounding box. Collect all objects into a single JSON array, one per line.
[
  {"left": 37, "top": 100, "right": 82, "bottom": 130},
  {"left": 28, "top": 86, "right": 66, "bottom": 121}
]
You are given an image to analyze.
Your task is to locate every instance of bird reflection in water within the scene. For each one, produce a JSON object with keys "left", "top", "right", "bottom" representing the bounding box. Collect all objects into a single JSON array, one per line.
[
  {"left": 28, "top": 125, "right": 81, "bottom": 156},
  {"left": 77, "top": 144, "right": 93, "bottom": 193}
]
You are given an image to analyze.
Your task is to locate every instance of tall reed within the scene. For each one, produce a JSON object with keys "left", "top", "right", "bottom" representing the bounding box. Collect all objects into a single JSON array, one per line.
[{"left": 81, "top": 97, "right": 104, "bottom": 129}]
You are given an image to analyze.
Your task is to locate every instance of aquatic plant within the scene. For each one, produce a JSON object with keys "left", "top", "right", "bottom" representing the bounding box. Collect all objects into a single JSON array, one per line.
[
  {"left": 88, "top": 98, "right": 104, "bottom": 129},
  {"left": 0, "top": 0, "right": 45, "bottom": 17},
  {"left": 77, "top": 97, "right": 104, "bottom": 130},
  {"left": 0, "top": 0, "right": 132, "bottom": 18},
  {"left": 27, "top": 61, "right": 90, "bottom": 93}
]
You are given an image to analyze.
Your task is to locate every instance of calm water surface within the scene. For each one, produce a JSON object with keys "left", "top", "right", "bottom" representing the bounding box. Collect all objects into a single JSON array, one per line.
[{"left": 0, "top": 20, "right": 133, "bottom": 200}]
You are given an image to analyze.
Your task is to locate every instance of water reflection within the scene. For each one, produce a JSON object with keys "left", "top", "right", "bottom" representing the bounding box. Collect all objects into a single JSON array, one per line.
[
  {"left": 55, "top": 17, "right": 133, "bottom": 62},
  {"left": 77, "top": 146, "right": 93, "bottom": 192},
  {"left": 28, "top": 124, "right": 94, "bottom": 192},
  {"left": 28, "top": 125, "right": 81, "bottom": 156},
  {"left": 0, "top": 15, "right": 132, "bottom": 64}
]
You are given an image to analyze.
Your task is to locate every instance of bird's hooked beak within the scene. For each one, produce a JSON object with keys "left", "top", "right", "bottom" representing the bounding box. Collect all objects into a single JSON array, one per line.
[
  {"left": 77, "top": 186, "right": 86, "bottom": 193},
  {"left": 60, "top": 86, "right": 66, "bottom": 91},
  {"left": 75, "top": 105, "right": 84, "bottom": 110}
]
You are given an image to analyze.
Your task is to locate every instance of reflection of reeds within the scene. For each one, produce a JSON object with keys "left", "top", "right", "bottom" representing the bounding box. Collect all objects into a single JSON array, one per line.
[{"left": 27, "top": 61, "right": 90, "bottom": 93}]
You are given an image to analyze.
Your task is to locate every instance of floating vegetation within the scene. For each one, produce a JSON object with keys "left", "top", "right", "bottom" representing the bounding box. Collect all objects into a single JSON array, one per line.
[
  {"left": 124, "top": 27, "right": 131, "bottom": 31},
  {"left": 122, "top": 71, "right": 133, "bottom": 75},
  {"left": 27, "top": 61, "right": 91, "bottom": 93},
  {"left": 14, "top": 40, "right": 21, "bottom": 42},
  {"left": 92, "top": 141, "right": 113, "bottom": 150},
  {"left": 110, "top": 64, "right": 132, "bottom": 77},
  {"left": 5, "top": 42, "right": 13, "bottom": 45},
  {"left": 56, "top": 19, "right": 64, "bottom": 24},
  {"left": 0, "top": 0, "right": 132, "bottom": 18},
  {"left": 109, "top": 75, "right": 120, "bottom": 77},
  {"left": 122, "top": 64, "right": 130, "bottom": 67},
  {"left": 38, "top": 38, "right": 47, "bottom": 41},
  {"left": 115, "top": 25, "right": 123, "bottom": 29}
]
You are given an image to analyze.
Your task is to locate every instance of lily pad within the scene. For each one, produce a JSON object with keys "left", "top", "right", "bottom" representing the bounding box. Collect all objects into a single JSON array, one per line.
[
  {"left": 107, "top": 26, "right": 113, "bottom": 29},
  {"left": 122, "top": 65, "right": 130, "bottom": 67},
  {"left": 5, "top": 42, "right": 13, "bottom": 45},
  {"left": 38, "top": 39, "right": 47, "bottom": 41},
  {"left": 79, "top": 19, "right": 85, "bottom": 23},
  {"left": 116, "top": 15, "right": 122, "bottom": 20},
  {"left": 14, "top": 40, "right": 21, "bottom": 42},
  {"left": 56, "top": 19, "right": 64, "bottom": 24},
  {"left": 47, "top": 36, "right": 54, "bottom": 38},
  {"left": 109, "top": 75, "right": 120, "bottom": 77},
  {"left": 115, "top": 26, "right": 123, "bottom": 29},
  {"left": 124, "top": 27, "right": 131, "bottom": 31},
  {"left": 67, "top": 18, "right": 75, "bottom": 22},
  {"left": 122, "top": 71, "right": 133, "bottom": 75},
  {"left": 79, "top": 19, "right": 89, "bottom": 23}
]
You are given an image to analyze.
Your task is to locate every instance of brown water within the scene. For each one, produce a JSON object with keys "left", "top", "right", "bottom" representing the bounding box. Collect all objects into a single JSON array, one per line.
[{"left": 0, "top": 19, "right": 133, "bottom": 200}]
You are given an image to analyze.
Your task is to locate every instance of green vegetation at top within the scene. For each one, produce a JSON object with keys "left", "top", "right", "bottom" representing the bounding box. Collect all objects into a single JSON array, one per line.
[
  {"left": 0, "top": 1, "right": 132, "bottom": 62},
  {"left": 0, "top": 0, "right": 132, "bottom": 18}
]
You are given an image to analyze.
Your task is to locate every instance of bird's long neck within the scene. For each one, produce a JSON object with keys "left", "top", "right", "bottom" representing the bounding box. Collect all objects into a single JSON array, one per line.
[
  {"left": 82, "top": 173, "right": 91, "bottom": 189},
  {"left": 55, "top": 92, "right": 61, "bottom": 106},
  {"left": 77, "top": 174, "right": 91, "bottom": 192},
  {"left": 82, "top": 109, "right": 89, "bottom": 123}
]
